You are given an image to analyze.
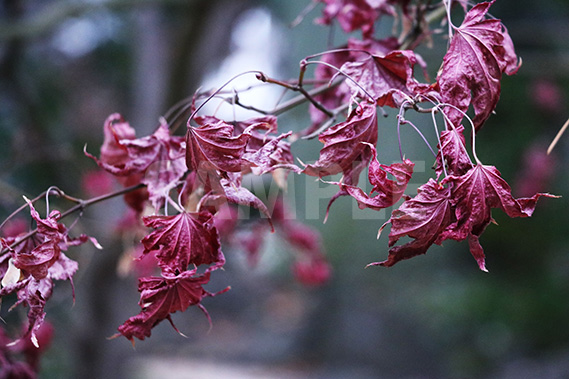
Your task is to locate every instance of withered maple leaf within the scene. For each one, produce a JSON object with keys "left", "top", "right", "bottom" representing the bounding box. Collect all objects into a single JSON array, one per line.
[
  {"left": 375, "top": 164, "right": 555, "bottom": 271},
  {"left": 186, "top": 118, "right": 251, "bottom": 175},
  {"left": 87, "top": 119, "right": 186, "bottom": 209},
  {"left": 436, "top": 0, "right": 520, "bottom": 130},
  {"left": 97, "top": 114, "right": 136, "bottom": 166},
  {"left": 315, "top": 0, "right": 394, "bottom": 38},
  {"left": 441, "top": 163, "right": 557, "bottom": 270},
  {"left": 199, "top": 175, "right": 274, "bottom": 231},
  {"left": 243, "top": 131, "right": 300, "bottom": 175},
  {"left": 116, "top": 270, "right": 229, "bottom": 343},
  {"left": 435, "top": 124, "right": 473, "bottom": 178},
  {"left": 141, "top": 211, "right": 224, "bottom": 273},
  {"left": 12, "top": 200, "right": 89, "bottom": 281},
  {"left": 369, "top": 179, "right": 453, "bottom": 268},
  {"left": 190, "top": 115, "right": 298, "bottom": 177},
  {"left": 341, "top": 50, "right": 424, "bottom": 107},
  {"left": 333, "top": 142, "right": 414, "bottom": 211},
  {"left": 303, "top": 101, "right": 378, "bottom": 177}
]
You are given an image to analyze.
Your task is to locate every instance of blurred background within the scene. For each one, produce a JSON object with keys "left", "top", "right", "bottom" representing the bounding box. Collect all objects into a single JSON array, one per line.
[{"left": 1, "top": 0, "right": 569, "bottom": 378}]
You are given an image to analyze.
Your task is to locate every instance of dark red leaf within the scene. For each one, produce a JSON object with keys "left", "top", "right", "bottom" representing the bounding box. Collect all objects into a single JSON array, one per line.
[
  {"left": 442, "top": 164, "right": 557, "bottom": 270},
  {"left": 436, "top": 0, "right": 520, "bottom": 130},
  {"left": 14, "top": 241, "right": 61, "bottom": 281},
  {"left": 230, "top": 115, "right": 278, "bottom": 136},
  {"left": 98, "top": 113, "right": 137, "bottom": 168},
  {"left": 197, "top": 173, "right": 274, "bottom": 231},
  {"left": 303, "top": 101, "right": 378, "bottom": 177},
  {"left": 341, "top": 50, "right": 424, "bottom": 107},
  {"left": 13, "top": 278, "right": 53, "bottom": 349},
  {"left": 141, "top": 211, "right": 224, "bottom": 273},
  {"left": 334, "top": 142, "right": 414, "bottom": 210},
  {"left": 369, "top": 179, "right": 453, "bottom": 268},
  {"left": 186, "top": 119, "right": 251, "bottom": 174},
  {"left": 116, "top": 270, "right": 229, "bottom": 343},
  {"left": 243, "top": 131, "right": 300, "bottom": 175},
  {"left": 12, "top": 200, "right": 84, "bottom": 281},
  {"left": 435, "top": 125, "right": 473, "bottom": 178},
  {"left": 87, "top": 119, "right": 186, "bottom": 209},
  {"left": 315, "top": 0, "right": 394, "bottom": 38}
]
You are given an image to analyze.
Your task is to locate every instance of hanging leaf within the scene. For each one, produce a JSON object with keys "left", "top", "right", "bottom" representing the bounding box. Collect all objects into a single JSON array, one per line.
[{"left": 436, "top": 0, "right": 520, "bottom": 130}]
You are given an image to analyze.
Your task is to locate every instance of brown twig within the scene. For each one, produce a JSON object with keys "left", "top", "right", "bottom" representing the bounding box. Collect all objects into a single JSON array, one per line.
[{"left": 1, "top": 183, "right": 146, "bottom": 255}]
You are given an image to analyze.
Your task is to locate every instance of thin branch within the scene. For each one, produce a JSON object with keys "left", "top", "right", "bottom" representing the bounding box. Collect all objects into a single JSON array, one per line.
[
  {"left": 271, "top": 79, "right": 343, "bottom": 116},
  {"left": 547, "top": 116, "right": 569, "bottom": 155},
  {"left": 256, "top": 72, "right": 334, "bottom": 118},
  {"left": 301, "top": 102, "right": 351, "bottom": 139},
  {"left": 1, "top": 183, "right": 146, "bottom": 255}
]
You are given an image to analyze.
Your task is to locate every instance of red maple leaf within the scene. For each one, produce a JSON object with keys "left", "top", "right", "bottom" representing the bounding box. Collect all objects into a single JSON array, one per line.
[
  {"left": 186, "top": 118, "right": 251, "bottom": 175},
  {"left": 12, "top": 200, "right": 87, "bottom": 281},
  {"left": 98, "top": 113, "right": 137, "bottom": 168},
  {"left": 315, "top": 0, "right": 394, "bottom": 38},
  {"left": 13, "top": 241, "right": 61, "bottom": 281},
  {"left": 341, "top": 50, "right": 424, "bottom": 107},
  {"left": 375, "top": 163, "right": 556, "bottom": 271},
  {"left": 303, "top": 101, "right": 378, "bottom": 177},
  {"left": 334, "top": 142, "right": 414, "bottom": 211},
  {"left": 243, "top": 132, "right": 300, "bottom": 175},
  {"left": 116, "top": 270, "right": 229, "bottom": 343},
  {"left": 435, "top": 124, "right": 473, "bottom": 178},
  {"left": 441, "top": 163, "right": 557, "bottom": 270},
  {"left": 370, "top": 179, "right": 453, "bottom": 268},
  {"left": 87, "top": 118, "right": 186, "bottom": 209},
  {"left": 190, "top": 115, "right": 298, "bottom": 177},
  {"left": 141, "top": 211, "right": 224, "bottom": 273},
  {"left": 199, "top": 175, "right": 274, "bottom": 231},
  {"left": 230, "top": 115, "right": 278, "bottom": 136},
  {"left": 1, "top": 200, "right": 90, "bottom": 347},
  {"left": 436, "top": 0, "right": 520, "bottom": 130}
]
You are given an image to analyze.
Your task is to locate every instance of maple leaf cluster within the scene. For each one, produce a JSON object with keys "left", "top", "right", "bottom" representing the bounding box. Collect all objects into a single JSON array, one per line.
[
  {"left": 0, "top": 199, "right": 99, "bottom": 367},
  {"left": 302, "top": 0, "right": 554, "bottom": 272},
  {"left": 0, "top": 0, "right": 557, "bottom": 356},
  {"left": 82, "top": 107, "right": 329, "bottom": 343}
]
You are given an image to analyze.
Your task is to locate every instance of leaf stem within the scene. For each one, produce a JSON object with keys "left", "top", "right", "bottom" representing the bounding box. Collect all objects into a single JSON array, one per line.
[
  {"left": 303, "top": 60, "right": 376, "bottom": 103},
  {"left": 188, "top": 71, "right": 264, "bottom": 125}
]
